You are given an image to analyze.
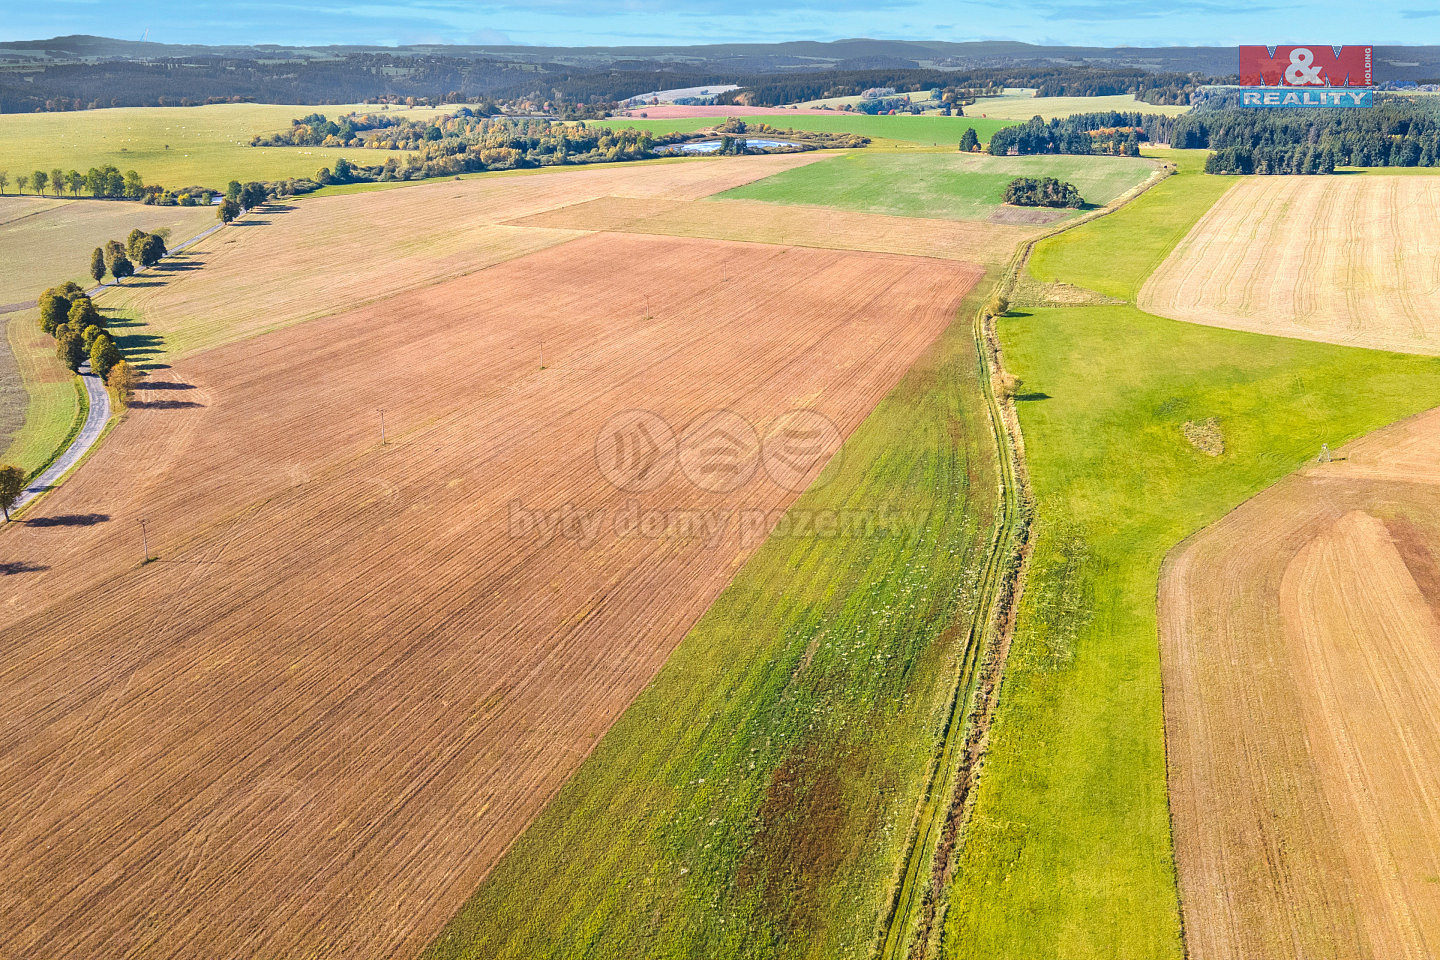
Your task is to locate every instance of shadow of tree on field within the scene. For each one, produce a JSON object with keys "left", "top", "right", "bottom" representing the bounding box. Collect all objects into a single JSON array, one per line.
[
  {"left": 1015, "top": 392, "right": 1052, "bottom": 402},
  {"left": 0, "top": 560, "right": 49, "bottom": 575},
  {"left": 25, "top": 513, "right": 110, "bottom": 527},
  {"left": 127, "top": 397, "right": 204, "bottom": 409}
]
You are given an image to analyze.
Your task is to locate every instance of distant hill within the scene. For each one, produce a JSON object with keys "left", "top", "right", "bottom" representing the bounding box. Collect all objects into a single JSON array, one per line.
[{"left": 5, "top": 37, "right": 1440, "bottom": 114}]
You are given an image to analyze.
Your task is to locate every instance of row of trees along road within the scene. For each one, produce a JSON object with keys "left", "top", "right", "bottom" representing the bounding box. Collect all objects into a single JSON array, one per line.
[
  {"left": 0, "top": 166, "right": 145, "bottom": 199},
  {"left": 217, "top": 179, "right": 268, "bottom": 223},
  {"left": 38, "top": 282, "right": 126, "bottom": 384}
]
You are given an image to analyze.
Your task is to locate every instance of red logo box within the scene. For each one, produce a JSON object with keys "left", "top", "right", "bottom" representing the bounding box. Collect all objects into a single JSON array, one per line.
[{"left": 1239, "top": 46, "right": 1372, "bottom": 87}]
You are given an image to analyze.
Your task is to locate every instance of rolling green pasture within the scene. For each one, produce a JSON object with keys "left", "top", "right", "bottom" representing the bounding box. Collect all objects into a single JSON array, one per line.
[
  {"left": 591, "top": 113, "right": 1016, "bottom": 147},
  {"left": 716, "top": 152, "right": 1159, "bottom": 222},
  {"left": 0, "top": 101, "right": 428, "bottom": 189},
  {"left": 941, "top": 152, "right": 1440, "bottom": 957},
  {"left": 429, "top": 278, "right": 1004, "bottom": 959},
  {"left": 967, "top": 88, "right": 1192, "bottom": 122}
]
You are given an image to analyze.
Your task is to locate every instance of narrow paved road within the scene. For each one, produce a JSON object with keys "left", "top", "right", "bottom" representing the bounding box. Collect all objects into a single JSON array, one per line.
[{"left": 14, "top": 364, "right": 110, "bottom": 515}]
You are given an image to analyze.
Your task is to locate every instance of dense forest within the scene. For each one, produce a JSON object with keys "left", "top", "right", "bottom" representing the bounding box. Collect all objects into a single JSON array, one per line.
[
  {"left": 987, "top": 112, "right": 1179, "bottom": 156},
  {"left": 0, "top": 53, "right": 727, "bottom": 114},
  {"left": 2, "top": 51, "right": 1219, "bottom": 115},
  {"left": 717, "top": 66, "right": 1212, "bottom": 108},
  {"left": 1175, "top": 104, "right": 1440, "bottom": 173}
]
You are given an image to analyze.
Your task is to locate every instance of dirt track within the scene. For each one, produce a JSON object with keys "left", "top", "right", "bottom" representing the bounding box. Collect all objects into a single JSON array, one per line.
[
  {"left": 1139, "top": 176, "right": 1440, "bottom": 355},
  {"left": 0, "top": 232, "right": 982, "bottom": 958},
  {"left": 1161, "top": 407, "right": 1440, "bottom": 960}
]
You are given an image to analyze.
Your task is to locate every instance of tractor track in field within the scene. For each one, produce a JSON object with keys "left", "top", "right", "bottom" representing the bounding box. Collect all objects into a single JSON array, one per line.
[{"left": 876, "top": 164, "right": 1174, "bottom": 960}]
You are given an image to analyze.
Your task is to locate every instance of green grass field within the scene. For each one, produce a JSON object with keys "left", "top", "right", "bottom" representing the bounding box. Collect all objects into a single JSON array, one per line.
[
  {"left": 0, "top": 102, "right": 429, "bottom": 189},
  {"left": 2, "top": 310, "right": 85, "bottom": 478},
  {"left": 716, "top": 152, "right": 1159, "bottom": 222},
  {"left": 967, "top": 88, "right": 1192, "bottom": 122},
  {"left": 591, "top": 114, "right": 1016, "bottom": 147},
  {"left": 940, "top": 151, "right": 1440, "bottom": 958},
  {"left": 428, "top": 278, "right": 1004, "bottom": 960}
]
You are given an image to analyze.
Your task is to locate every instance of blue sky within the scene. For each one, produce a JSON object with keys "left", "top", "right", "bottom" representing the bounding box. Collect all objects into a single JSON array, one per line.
[{"left": 6, "top": 0, "right": 1440, "bottom": 49}]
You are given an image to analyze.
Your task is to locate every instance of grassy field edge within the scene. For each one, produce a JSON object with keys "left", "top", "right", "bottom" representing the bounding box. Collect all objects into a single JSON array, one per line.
[
  {"left": 426, "top": 269, "right": 1008, "bottom": 960},
  {"left": 941, "top": 151, "right": 1440, "bottom": 959}
]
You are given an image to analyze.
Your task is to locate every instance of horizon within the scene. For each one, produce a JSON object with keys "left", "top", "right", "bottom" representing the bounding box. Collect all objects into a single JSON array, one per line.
[{"left": 3, "top": 2, "right": 1438, "bottom": 52}]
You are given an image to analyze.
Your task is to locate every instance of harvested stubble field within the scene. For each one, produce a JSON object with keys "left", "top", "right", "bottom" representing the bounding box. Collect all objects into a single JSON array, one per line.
[
  {"left": 0, "top": 231, "right": 982, "bottom": 959},
  {"left": 1162, "top": 405, "right": 1440, "bottom": 960},
  {"left": 509, "top": 195, "right": 1032, "bottom": 264},
  {"left": 0, "top": 196, "right": 215, "bottom": 307},
  {"left": 101, "top": 152, "right": 827, "bottom": 359},
  {"left": 1139, "top": 176, "right": 1440, "bottom": 355}
]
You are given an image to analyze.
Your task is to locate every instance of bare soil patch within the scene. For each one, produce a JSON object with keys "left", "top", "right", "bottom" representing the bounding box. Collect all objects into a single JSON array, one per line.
[
  {"left": 1161, "top": 405, "right": 1440, "bottom": 960},
  {"left": 0, "top": 232, "right": 981, "bottom": 959},
  {"left": 101, "top": 154, "right": 827, "bottom": 359},
  {"left": 987, "top": 205, "right": 1071, "bottom": 226},
  {"left": 510, "top": 195, "right": 1033, "bottom": 265}
]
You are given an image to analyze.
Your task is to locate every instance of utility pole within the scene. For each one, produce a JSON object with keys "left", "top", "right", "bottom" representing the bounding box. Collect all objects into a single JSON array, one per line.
[
  {"left": 138, "top": 517, "right": 150, "bottom": 562},
  {"left": 378, "top": 408, "right": 387, "bottom": 445}
]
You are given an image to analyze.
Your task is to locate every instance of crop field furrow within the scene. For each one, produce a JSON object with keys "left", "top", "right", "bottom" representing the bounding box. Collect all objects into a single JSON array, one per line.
[
  {"left": 0, "top": 230, "right": 982, "bottom": 960},
  {"left": 99, "top": 153, "right": 827, "bottom": 360},
  {"left": 508, "top": 196, "right": 1033, "bottom": 264},
  {"left": 1163, "top": 407, "right": 1440, "bottom": 960},
  {"left": 1140, "top": 176, "right": 1440, "bottom": 354}
]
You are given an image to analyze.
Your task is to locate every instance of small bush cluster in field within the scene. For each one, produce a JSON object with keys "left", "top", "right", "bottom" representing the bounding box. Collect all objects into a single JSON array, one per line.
[{"left": 1003, "top": 177, "right": 1084, "bottom": 209}]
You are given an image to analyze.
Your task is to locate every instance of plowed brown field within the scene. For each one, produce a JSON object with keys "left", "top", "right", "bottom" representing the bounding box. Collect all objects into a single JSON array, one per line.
[
  {"left": 1161, "top": 406, "right": 1440, "bottom": 960},
  {"left": 509, "top": 195, "right": 1031, "bottom": 264},
  {"left": 1139, "top": 176, "right": 1440, "bottom": 355},
  {"left": 0, "top": 232, "right": 982, "bottom": 959},
  {"left": 102, "top": 153, "right": 827, "bottom": 358}
]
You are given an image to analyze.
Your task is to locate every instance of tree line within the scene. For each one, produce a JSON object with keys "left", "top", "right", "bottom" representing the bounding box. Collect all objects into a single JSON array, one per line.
[
  {"left": 36, "top": 281, "right": 137, "bottom": 399},
  {"left": 36, "top": 227, "right": 168, "bottom": 385},
  {"left": 985, "top": 112, "right": 1179, "bottom": 157},
  {"left": 716, "top": 67, "right": 1214, "bottom": 109},
  {"left": 1176, "top": 102, "right": 1440, "bottom": 174},
  {"left": 0, "top": 165, "right": 143, "bottom": 199}
]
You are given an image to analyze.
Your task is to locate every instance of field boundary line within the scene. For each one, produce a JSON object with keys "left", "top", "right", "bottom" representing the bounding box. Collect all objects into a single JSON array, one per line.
[{"left": 875, "top": 160, "right": 1176, "bottom": 960}]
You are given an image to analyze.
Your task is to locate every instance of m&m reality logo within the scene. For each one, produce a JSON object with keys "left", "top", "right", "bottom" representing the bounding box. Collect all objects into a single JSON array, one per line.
[
  {"left": 1238, "top": 46, "right": 1373, "bottom": 87},
  {"left": 1238, "top": 45, "right": 1374, "bottom": 108}
]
